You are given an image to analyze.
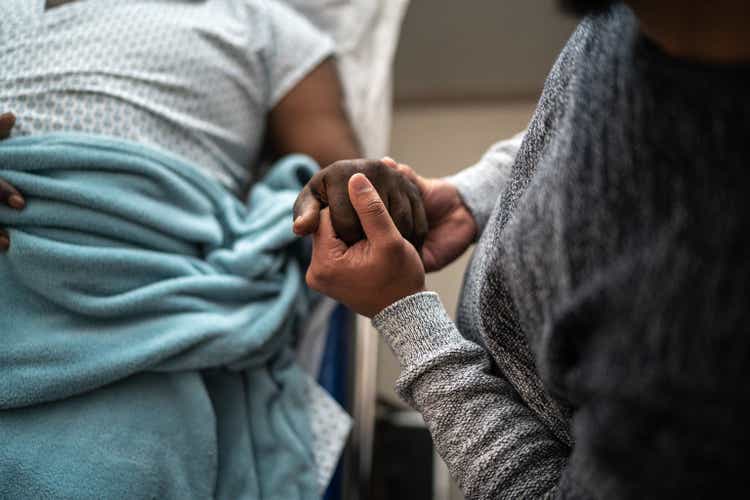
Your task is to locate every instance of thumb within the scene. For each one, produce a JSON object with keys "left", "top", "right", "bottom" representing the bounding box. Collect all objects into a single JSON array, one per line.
[{"left": 348, "top": 173, "right": 398, "bottom": 242}]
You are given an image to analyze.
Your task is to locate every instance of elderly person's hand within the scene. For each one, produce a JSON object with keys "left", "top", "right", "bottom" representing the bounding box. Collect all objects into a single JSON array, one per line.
[
  {"left": 306, "top": 173, "right": 425, "bottom": 317},
  {"left": 0, "top": 112, "right": 27, "bottom": 252},
  {"left": 293, "top": 159, "right": 428, "bottom": 250}
]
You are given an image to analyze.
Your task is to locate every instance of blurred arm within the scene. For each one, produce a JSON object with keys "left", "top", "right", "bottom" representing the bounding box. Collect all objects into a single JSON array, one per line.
[{"left": 268, "top": 58, "right": 361, "bottom": 168}]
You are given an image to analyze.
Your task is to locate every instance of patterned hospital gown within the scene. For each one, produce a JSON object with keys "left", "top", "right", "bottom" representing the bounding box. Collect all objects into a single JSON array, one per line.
[{"left": 0, "top": 0, "right": 334, "bottom": 193}]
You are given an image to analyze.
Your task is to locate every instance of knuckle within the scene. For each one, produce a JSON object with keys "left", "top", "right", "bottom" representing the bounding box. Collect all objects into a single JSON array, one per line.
[
  {"left": 307, "top": 169, "right": 323, "bottom": 184},
  {"left": 373, "top": 160, "right": 389, "bottom": 172},
  {"left": 329, "top": 160, "right": 349, "bottom": 170},
  {"left": 305, "top": 274, "right": 318, "bottom": 291},
  {"left": 382, "top": 237, "right": 404, "bottom": 255},
  {"left": 397, "top": 171, "right": 414, "bottom": 186},
  {"left": 307, "top": 262, "right": 335, "bottom": 289},
  {"left": 391, "top": 204, "right": 409, "bottom": 221},
  {"left": 331, "top": 159, "right": 363, "bottom": 175},
  {"left": 364, "top": 160, "right": 387, "bottom": 178},
  {"left": 308, "top": 173, "right": 325, "bottom": 192},
  {"left": 306, "top": 268, "right": 325, "bottom": 291},
  {"left": 305, "top": 268, "right": 318, "bottom": 289},
  {"left": 292, "top": 195, "right": 306, "bottom": 216},
  {"left": 394, "top": 216, "right": 412, "bottom": 237}
]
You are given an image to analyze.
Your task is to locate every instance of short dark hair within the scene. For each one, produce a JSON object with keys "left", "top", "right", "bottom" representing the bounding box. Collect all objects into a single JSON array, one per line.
[{"left": 559, "top": 0, "right": 621, "bottom": 16}]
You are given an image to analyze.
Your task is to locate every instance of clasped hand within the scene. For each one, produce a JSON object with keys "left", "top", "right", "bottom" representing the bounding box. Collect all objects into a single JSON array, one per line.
[{"left": 294, "top": 158, "right": 478, "bottom": 317}]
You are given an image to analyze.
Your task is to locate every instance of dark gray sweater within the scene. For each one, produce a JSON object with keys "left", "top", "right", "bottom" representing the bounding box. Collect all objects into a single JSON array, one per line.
[{"left": 373, "top": 6, "right": 750, "bottom": 499}]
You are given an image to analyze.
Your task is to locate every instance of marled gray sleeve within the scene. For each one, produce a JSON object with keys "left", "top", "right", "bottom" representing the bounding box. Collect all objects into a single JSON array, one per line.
[
  {"left": 373, "top": 292, "right": 568, "bottom": 499},
  {"left": 445, "top": 132, "right": 525, "bottom": 234}
]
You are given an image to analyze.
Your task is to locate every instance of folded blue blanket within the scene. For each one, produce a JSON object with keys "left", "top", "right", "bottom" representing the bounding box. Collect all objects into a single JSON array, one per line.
[{"left": 0, "top": 134, "right": 320, "bottom": 499}]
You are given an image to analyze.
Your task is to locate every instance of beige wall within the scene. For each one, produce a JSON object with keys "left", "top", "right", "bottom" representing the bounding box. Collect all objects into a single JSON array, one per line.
[{"left": 394, "top": 0, "right": 576, "bottom": 101}]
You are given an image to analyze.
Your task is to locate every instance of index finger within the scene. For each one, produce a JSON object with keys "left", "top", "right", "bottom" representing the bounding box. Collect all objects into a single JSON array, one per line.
[{"left": 293, "top": 184, "right": 322, "bottom": 236}]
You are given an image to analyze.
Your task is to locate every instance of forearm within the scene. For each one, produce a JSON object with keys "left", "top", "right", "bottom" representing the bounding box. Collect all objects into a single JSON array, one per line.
[
  {"left": 373, "top": 292, "right": 569, "bottom": 499},
  {"left": 268, "top": 58, "right": 361, "bottom": 167},
  {"left": 278, "top": 110, "right": 360, "bottom": 167}
]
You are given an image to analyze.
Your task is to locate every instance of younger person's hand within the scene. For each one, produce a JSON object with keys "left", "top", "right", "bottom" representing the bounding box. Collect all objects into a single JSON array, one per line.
[
  {"left": 0, "top": 112, "right": 26, "bottom": 252},
  {"left": 306, "top": 173, "right": 425, "bottom": 317},
  {"left": 381, "top": 158, "right": 477, "bottom": 272},
  {"left": 293, "top": 159, "right": 428, "bottom": 250}
]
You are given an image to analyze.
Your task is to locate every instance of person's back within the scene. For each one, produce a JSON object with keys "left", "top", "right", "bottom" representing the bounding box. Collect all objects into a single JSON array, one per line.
[{"left": 0, "top": 0, "right": 335, "bottom": 193}]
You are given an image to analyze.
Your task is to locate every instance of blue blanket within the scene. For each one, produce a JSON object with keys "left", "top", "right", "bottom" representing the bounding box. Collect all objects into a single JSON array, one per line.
[{"left": 0, "top": 134, "right": 320, "bottom": 499}]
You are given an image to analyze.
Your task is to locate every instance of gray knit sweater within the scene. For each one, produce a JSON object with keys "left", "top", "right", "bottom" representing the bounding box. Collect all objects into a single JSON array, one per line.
[{"left": 373, "top": 6, "right": 750, "bottom": 499}]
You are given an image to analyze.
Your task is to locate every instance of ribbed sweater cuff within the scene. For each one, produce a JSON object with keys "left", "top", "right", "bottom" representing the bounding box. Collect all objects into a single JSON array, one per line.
[{"left": 372, "top": 292, "right": 463, "bottom": 369}]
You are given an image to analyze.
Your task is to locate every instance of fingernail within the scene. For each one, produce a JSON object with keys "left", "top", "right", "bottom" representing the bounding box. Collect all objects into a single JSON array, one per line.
[
  {"left": 350, "top": 173, "right": 372, "bottom": 194},
  {"left": 0, "top": 236, "right": 8, "bottom": 250},
  {"left": 294, "top": 216, "right": 303, "bottom": 226},
  {"left": 8, "top": 195, "right": 24, "bottom": 209}
]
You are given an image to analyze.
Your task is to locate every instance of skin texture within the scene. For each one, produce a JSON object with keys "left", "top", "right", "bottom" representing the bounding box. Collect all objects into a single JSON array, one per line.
[
  {"left": 293, "top": 159, "right": 427, "bottom": 249},
  {"left": 306, "top": 173, "right": 425, "bottom": 317}
]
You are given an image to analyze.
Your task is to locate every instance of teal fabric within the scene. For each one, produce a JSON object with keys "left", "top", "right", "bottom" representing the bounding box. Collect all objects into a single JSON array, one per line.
[{"left": 0, "top": 134, "right": 320, "bottom": 500}]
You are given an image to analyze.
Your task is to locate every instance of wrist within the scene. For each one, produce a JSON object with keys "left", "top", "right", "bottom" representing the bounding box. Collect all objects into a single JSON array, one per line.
[
  {"left": 443, "top": 167, "right": 498, "bottom": 235},
  {"left": 446, "top": 181, "right": 479, "bottom": 234},
  {"left": 456, "top": 203, "right": 478, "bottom": 242}
]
